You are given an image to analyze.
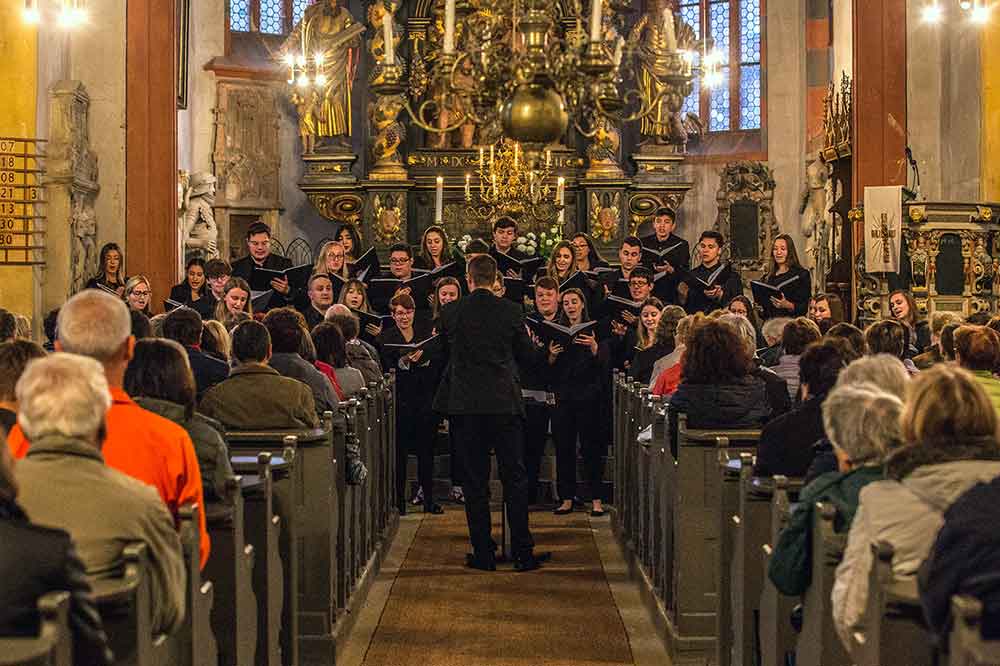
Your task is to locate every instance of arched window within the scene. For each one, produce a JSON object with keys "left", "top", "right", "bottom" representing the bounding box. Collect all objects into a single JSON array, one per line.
[
  {"left": 679, "top": 0, "right": 764, "bottom": 147},
  {"left": 229, "top": 0, "right": 313, "bottom": 35}
]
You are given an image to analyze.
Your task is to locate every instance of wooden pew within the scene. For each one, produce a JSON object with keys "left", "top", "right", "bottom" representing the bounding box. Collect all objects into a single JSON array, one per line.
[
  {"left": 0, "top": 591, "right": 72, "bottom": 666},
  {"left": 230, "top": 450, "right": 297, "bottom": 666},
  {"left": 172, "top": 504, "right": 218, "bottom": 666},
  {"left": 759, "top": 476, "right": 802, "bottom": 666},
  {"left": 205, "top": 477, "right": 257, "bottom": 666},
  {"left": 715, "top": 452, "right": 749, "bottom": 666},
  {"left": 950, "top": 595, "right": 1000, "bottom": 665},
  {"left": 90, "top": 542, "right": 159, "bottom": 666},
  {"left": 795, "top": 503, "right": 851, "bottom": 666},
  {"left": 851, "top": 542, "right": 933, "bottom": 666}
]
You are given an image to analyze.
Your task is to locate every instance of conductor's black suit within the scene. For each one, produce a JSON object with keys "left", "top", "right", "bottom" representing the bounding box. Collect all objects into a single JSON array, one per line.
[{"left": 432, "top": 287, "right": 540, "bottom": 562}]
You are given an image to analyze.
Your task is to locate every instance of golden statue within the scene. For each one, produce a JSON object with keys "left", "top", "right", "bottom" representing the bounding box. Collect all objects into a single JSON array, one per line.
[{"left": 283, "top": 0, "right": 364, "bottom": 150}]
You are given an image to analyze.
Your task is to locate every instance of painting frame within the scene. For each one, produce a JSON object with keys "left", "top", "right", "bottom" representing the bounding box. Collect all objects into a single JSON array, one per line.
[{"left": 177, "top": 0, "right": 191, "bottom": 110}]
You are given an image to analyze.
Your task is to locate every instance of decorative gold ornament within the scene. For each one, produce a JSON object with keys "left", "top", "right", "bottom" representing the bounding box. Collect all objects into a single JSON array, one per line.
[
  {"left": 463, "top": 139, "right": 564, "bottom": 227},
  {"left": 909, "top": 206, "right": 926, "bottom": 223},
  {"left": 373, "top": 193, "right": 403, "bottom": 245},
  {"left": 308, "top": 192, "right": 364, "bottom": 223},
  {"left": 589, "top": 192, "right": 621, "bottom": 243}
]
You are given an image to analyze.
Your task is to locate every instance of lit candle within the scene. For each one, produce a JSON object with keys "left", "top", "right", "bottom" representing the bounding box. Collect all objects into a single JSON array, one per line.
[
  {"left": 444, "top": 0, "right": 456, "bottom": 55},
  {"left": 465, "top": 173, "right": 471, "bottom": 200},
  {"left": 545, "top": 149, "right": 551, "bottom": 170},
  {"left": 662, "top": 7, "right": 677, "bottom": 52},
  {"left": 590, "top": 0, "right": 603, "bottom": 43},
  {"left": 489, "top": 145, "right": 495, "bottom": 170},
  {"left": 557, "top": 177, "right": 566, "bottom": 225},
  {"left": 479, "top": 147, "right": 484, "bottom": 170},
  {"left": 435, "top": 176, "right": 444, "bottom": 222},
  {"left": 491, "top": 173, "right": 497, "bottom": 195},
  {"left": 382, "top": 12, "right": 395, "bottom": 65}
]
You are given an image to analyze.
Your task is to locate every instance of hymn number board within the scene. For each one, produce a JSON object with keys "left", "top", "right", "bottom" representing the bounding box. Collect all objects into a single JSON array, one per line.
[{"left": 0, "top": 137, "right": 46, "bottom": 266}]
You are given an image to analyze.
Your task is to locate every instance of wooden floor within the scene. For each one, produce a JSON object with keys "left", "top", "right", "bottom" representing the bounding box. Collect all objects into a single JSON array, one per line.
[{"left": 344, "top": 509, "right": 662, "bottom": 666}]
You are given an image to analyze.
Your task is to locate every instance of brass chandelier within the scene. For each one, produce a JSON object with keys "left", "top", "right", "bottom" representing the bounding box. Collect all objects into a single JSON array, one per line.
[
  {"left": 370, "top": 0, "right": 710, "bottom": 160},
  {"left": 462, "top": 140, "right": 565, "bottom": 225}
]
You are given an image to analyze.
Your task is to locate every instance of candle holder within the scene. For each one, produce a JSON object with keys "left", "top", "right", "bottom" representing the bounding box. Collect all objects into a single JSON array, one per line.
[
  {"left": 580, "top": 41, "right": 615, "bottom": 77},
  {"left": 370, "top": 62, "right": 406, "bottom": 96}
]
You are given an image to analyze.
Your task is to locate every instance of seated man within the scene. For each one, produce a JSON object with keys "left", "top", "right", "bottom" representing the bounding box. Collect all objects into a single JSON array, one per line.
[
  {"left": 200, "top": 320, "right": 319, "bottom": 430},
  {"left": 0, "top": 340, "right": 46, "bottom": 431},
  {"left": 162, "top": 307, "right": 228, "bottom": 397},
  {"left": 913, "top": 311, "right": 963, "bottom": 369},
  {"left": 263, "top": 308, "right": 340, "bottom": 416},
  {"left": 768, "top": 383, "right": 898, "bottom": 596},
  {"left": 299, "top": 273, "right": 336, "bottom": 330},
  {"left": 5, "top": 290, "right": 209, "bottom": 568},
  {"left": 14, "top": 353, "right": 185, "bottom": 636}
]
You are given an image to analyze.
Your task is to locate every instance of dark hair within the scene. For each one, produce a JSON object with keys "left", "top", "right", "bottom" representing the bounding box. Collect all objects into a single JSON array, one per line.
[
  {"left": 682, "top": 319, "right": 753, "bottom": 384},
  {"left": 42, "top": 308, "right": 59, "bottom": 345},
  {"left": 558, "top": 288, "right": 591, "bottom": 324},
  {"left": 825, "top": 322, "right": 867, "bottom": 357},
  {"left": 420, "top": 225, "right": 454, "bottom": 266},
  {"left": 124, "top": 339, "right": 197, "bottom": 419},
  {"left": 534, "top": 275, "right": 559, "bottom": 292},
  {"left": 204, "top": 259, "right": 231, "bottom": 280},
  {"left": 630, "top": 266, "right": 653, "bottom": 284},
  {"left": 335, "top": 224, "right": 363, "bottom": 257},
  {"left": 262, "top": 308, "right": 305, "bottom": 354},
  {"left": 467, "top": 254, "right": 498, "bottom": 288},
  {"left": 326, "top": 310, "right": 360, "bottom": 340},
  {"left": 654, "top": 206, "right": 675, "bottom": 219},
  {"left": 432, "top": 277, "right": 462, "bottom": 318},
  {"left": 464, "top": 238, "right": 490, "bottom": 255},
  {"left": 571, "top": 233, "right": 606, "bottom": 266},
  {"left": 388, "top": 242, "right": 412, "bottom": 259},
  {"left": 96, "top": 242, "right": 125, "bottom": 285},
  {"left": 162, "top": 307, "right": 204, "bottom": 346},
  {"left": 799, "top": 339, "right": 851, "bottom": 397},
  {"left": 312, "top": 322, "right": 348, "bottom": 368},
  {"left": 336, "top": 278, "right": 370, "bottom": 312},
  {"left": 130, "top": 310, "right": 152, "bottom": 339},
  {"left": 231, "top": 320, "right": 271, "bottom": 363},
  {"left": 185, "top": 256, "right": 206, "bottom": 272},
  {"left": 865, "top": 319, "right": 907, "bottom": 359},
  {"left": 782, "top": 316, "right": 822, "bottom": 355},
  {"left": 727, "top": 295, "right": 762, "bottom": 334},
  {"left": 389, "top": 292, "right": 416, "bottom": 311},
  {"left": 0, "top": 310, "right": 16, "bottom": 341},
  {"left": 307, "top": 272, "right": 333, "bottom": 290},
  {"left": 246, "top": 221, "right": 272, "bottom": 239},
  {"left": 622, "top": 235, "right": 642, "bottom": 250},
  {"left": 699, "top": 230, "right": 725, "bottom": 246},
  {"left": 954, "top": 325, "right": 1000, "bottom": 372},
  {"left": 812, "top": 292, "right": 846, "bottom": 324},
  {"left": 941, "top": 322, "right": 961, "bottom": 361},
  {"left": 493, "top": 216, "right": 517, "bottom": 231},
  {"left": 967, "top": 312, "right": 993, "bottom": 326},
  {"left": 767, "top": 233, "right": 802, "bottom": 274},
  {"left": 0, "top": 340, "right": 46, "bottom": 401}
]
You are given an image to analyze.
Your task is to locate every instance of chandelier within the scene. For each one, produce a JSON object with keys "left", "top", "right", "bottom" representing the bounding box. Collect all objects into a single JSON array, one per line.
[
  {"left": 21, "top": 0, "right": 88, "bottom": 27},
  {"left": 371, "top": 0, "right": 712, "bottom": 157},
  {"left": 458, "top": 139, "right": 565, "bottom": 225},
  {"left": 922, "top": 0, "right": 991, "bottom": 23}
]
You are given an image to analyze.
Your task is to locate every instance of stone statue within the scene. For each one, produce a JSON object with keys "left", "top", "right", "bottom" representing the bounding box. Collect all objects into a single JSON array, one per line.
[
  {"left": 628, "top": 0, "right": 698, "bottom": 147},
  {"left": 283, "top": 0, "right": 363, "bottom": 151},
  {"left": 800, "top": 159, "right": 830, "bottom": 289},
  {"left": 183, "top": 172, "right": 220, "bottom": 262},
  {"left": 71, "top": 195, "right": 97, "bottom": 294}
]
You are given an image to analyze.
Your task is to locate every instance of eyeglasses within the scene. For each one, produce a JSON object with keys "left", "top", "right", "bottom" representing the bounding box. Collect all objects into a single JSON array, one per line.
[
  {"left": 132, "top": 291, "right": 151, "bottom": 298},
  {"left": 329, "top": 253, "right": 345, "bottom": 260},
  {"left": 389, "top": 257, "right": 410, "bottom": 265}
]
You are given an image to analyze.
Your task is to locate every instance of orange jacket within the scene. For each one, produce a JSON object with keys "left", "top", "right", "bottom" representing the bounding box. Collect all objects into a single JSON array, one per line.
[{"left": 7, "top": 387, "right": 210, "bottom": 568}]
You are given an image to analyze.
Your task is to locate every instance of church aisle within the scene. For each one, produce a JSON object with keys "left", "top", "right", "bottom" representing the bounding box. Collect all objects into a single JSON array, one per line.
[{"left": 351, "top": 510, "right": 646, "bottom": 666}]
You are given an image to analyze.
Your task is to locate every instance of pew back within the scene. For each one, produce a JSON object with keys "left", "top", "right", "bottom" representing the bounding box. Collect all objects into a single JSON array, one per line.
[
  {"left": 795, "top": 502, "right": 851, "bottom": 666},
  {"left": 0, "top": 591, "right": 72, "bottom": 666}
]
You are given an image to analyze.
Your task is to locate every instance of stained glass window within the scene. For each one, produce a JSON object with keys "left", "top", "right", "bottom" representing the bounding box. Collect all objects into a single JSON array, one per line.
[
  {"left": 260, "top": 0, "right": 284, "bottom": 34},
  {"left": 674, "top": 0, "right": 764, "bottom": 137},
  {"left": 293, "top": 0, "right": 312, "bottom": 26},
  {"left": 230, "top": 0, "right": 251, "bottom": 32}
]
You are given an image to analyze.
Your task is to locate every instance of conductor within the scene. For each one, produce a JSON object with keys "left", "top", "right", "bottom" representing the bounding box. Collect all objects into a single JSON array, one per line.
[{"left": 433, "top": 254, "right": 548, "bottom": 571}]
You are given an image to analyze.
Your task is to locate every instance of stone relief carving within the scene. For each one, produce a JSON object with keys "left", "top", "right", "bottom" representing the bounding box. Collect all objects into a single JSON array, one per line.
[
  {"left": 212, "top": 82, "right": 281, "bottom": 209},
  {"left": 589, "top": 191, "right": 621, "bottom": 243}
]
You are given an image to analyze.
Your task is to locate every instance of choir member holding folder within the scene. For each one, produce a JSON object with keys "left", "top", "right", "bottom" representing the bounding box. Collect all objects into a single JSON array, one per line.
[
  {"left": 546, "top": 288, "right": 607, "bottom": 517},
  {"left": 231, "top": 222, "right": 296, "bottom": 312},
  {"left": 414, "top": 225, "right": 465, "bottom": 274},
  {"left": 337, "top": 279, "right": 388, "bottom": 344},
  {"left": 680, "top": 230, "right": 741, "bottom": 314},
  {"left": 523, "top": 277, "right": 561, "bottom": 504},
  {"left": 597, "top": 236, "right": 644, "bottom": 300},
  {"left": 167, "top": 257, "right": 217, "bottom": 320},
  {"left": 369, "top": 243, "right": 434, "bottom": 313},
  {"left": 750, "top": 234, "right": 811, "bottom": 319},
  {"left": 378, "top": 293, "right": 444, "bottom": 515},
  {"left": 640, "top": 207, "right": 689, "bottom": 305}
]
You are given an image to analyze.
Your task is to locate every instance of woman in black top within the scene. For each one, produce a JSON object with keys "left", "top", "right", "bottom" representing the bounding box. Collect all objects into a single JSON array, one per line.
[
  {"left": 889, "top": 289, "right": 931, "bottom": 354},
  {"left": 168, "top": 257, "right": 217, "bottom": 320},
  {"left": 759, "top": 234, "right": 811, "bottom": 320},
  {"left": 414, "top": 225, "right": 464, "bottom": 273},
  {"left": 84, "top": 242, "right": 127, "bottom": 296},
  {"left": 547, "top": 287, "right": 606, "bottom": 516},
  {"left": 570, "top": 232, "right": 609, "bottom": 273},
  {"left": 377, "top": 293, "right": 443, "bottom": 515},
  {"left": 336, "top": 224, "right": 363, "bottom": 264}
]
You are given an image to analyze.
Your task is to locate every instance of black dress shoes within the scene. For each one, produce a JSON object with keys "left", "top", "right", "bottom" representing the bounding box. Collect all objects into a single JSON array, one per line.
[
  {"left": 553, "top": 505, "right": 573, "bottom": 515},
  {"left": 513, "top": 551, "right": 551, "bottom": 572},
  {"left": 465, "top": 552, "right": 497, "bottom": 571},
  {"left": 424, "top": 503, "right": 445, "bottom": 515}
]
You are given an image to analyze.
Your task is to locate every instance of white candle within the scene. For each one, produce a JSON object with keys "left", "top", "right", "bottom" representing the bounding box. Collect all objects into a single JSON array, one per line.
[
  {"left": 465, "top": 173, "right": 471, "bottom": 199},
  {"left": 613, "top": 41, "right": 623, "bottom": 66},
  {"left": 513, "top": 144, "right": 519, "bottom": 170},
  {"left": 435, "top": 176, "right": 444, "bottom": 222},
  {"left": 491, "top": 174, "right": 497, "bottom": 195},
  {"left": 489, "top": 145, "right": 495, "bottom": 170},
  {"left": 662, "top": 7, "right": 677, "bottom": 52},
  {"left": 444, "top": 0, "right": 456, "bottom": 54},
  {"left": 589, "top": 0, "right": 603, "bottom": 43},
  {"left": 479, "top": 147, "right": 484, "bottom": 170},
  {"left": 545, "top": 149, "right": 551, "bottom": 169},
  {"left": 557, "top": 177, "right": 566, "bottom": 224},
  {"left": 555, "top": 176, "right": 565, "bottom": 204},
  {"left": 382, "top": 12, "right": 395, "bottom": 65}
]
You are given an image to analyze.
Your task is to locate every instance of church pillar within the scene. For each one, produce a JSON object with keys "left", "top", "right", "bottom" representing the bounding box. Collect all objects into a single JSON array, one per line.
[
  {"left": 982, "top": 18, "right": 1000, "bottom": 200},
  {"left": 126, "top": 0, "right": 178, "bottom": 305},
  {"left": 851, "top": 0, "right": 907, "bottom": 205}
]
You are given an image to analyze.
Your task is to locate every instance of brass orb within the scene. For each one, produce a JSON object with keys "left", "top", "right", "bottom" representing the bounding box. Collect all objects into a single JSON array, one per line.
[{"left": 500, "top": 82, "right": 569, "bottom": 145}]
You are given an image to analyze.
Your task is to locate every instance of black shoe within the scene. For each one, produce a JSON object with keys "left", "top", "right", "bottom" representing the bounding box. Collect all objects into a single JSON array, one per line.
[
  {"left": 465, "top": 552, "right": 496, "bottom": 571},
  {"left": 424, "top": 503, "right": 444, "bottom": 515},
  {"left": 553, "top": 504, "right": 573, "bottom": 515},
  {"left": 590, "top": 508, "right": 606, "bottom": 517},
  {"left": 513, "top": 551, "right": 551, "bottom": 572}
]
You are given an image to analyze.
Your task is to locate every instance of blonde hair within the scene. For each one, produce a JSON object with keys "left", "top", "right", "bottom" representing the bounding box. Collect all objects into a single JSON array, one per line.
[
  {"left": 213, "top": 277, "right": 253, "bottom": 324},
  {"left": 203, "top": 320, "right": 232, "bottom": 362},
  {"left": 546, "top": 241, "right": 577, "bottom": 280},
  {"left": 901, "top": 364, "right": 1000, "bottom": 446},
  {"left": 636, "top": 298, "right": 664, "bottom": 350},
  {"left": 313, "top": 241, "right": 349, "bottom": 279},
  {"left": 123, "top": 275, "right": 152, "bottom": 314}
]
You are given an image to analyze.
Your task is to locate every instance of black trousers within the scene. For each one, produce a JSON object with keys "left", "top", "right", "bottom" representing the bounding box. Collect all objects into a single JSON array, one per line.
[
  {"left": 450, "top": 413, "right": 535, "bottom": 559},
  {"left": 396, "top": 406, "right": 437, "bottom": 509},
  {"left": 523, "top": 402, "right": 550, "bottom": 504},
  {"left": 551, "top": 398, "right": 606, "bottom": 502},
  {"left": 447, "top": 422, "right": 462, "bottom": 486}
]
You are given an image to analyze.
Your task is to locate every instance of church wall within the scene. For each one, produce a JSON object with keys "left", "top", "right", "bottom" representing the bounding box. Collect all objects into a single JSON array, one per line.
[
  {"left": 178, "top": 0, "right": 226, "bottom": 175},
  {"left": 985, "top": 18, "right": 1000, "bottom": 201},
  {"left": 277, "top": 103, "right": 333, "bottom": 245}
]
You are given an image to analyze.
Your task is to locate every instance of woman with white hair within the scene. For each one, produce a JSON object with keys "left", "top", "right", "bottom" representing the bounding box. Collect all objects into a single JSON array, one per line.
[
  {"left": 768, "top": 383, "right": 901, "bottom": 596},
  {"left": 719, "top": 312, "right": 792, "bottom": 418},
  {"left": 13, "top": 353, "right": 185, "bottom": 636}
]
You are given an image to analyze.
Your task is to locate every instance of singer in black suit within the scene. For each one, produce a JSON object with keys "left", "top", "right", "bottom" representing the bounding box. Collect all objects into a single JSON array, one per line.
[
  {"left": 432, "top": 254, "right": 547, "bottom": 571},
  {"left": 640, "top": 207, "right": 690, "bottom": 305},
  {"left": 230, "top": 221, "right": 293, "bottom": 312}
]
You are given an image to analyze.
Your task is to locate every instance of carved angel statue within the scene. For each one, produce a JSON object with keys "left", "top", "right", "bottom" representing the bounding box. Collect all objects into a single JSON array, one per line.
[
  {"left": 585, "top": 116, "right": 622, "bottom": 174},
  {"left": 290, "top": 88, "right": 319, "bottom": 155},
  {"left": 71, "top": 196, "right": 98, "bottom": 294},
  {"left": 370, "top": 95, "right": 406, "bottom": 166},
  {"left": 183, "top": 172, "right": 220, "bottom": 262}
]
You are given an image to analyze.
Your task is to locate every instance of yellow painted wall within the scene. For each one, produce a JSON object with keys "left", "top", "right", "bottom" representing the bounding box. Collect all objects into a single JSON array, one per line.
[
  {"left": 0, "top": 4, "right": 37, "bottom": 319},
  {"left": 985, "top": 19, "right": 1000, "bottom": 201}
]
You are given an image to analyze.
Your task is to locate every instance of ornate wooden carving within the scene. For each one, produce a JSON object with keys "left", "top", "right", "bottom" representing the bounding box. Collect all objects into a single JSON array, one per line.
[{"left": 714, "top": 161, "right": 778, "bottom": 279}]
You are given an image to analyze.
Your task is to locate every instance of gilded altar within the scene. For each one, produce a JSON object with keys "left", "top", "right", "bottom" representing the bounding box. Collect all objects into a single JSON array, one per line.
[{"left": 855, "top": 201, "right": 1000, "bottom": 322}]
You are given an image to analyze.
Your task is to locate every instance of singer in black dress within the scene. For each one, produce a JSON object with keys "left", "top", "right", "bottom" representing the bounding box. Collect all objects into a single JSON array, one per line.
[{"left": 758, "top": 234, "right": 812, "bottom": 320}]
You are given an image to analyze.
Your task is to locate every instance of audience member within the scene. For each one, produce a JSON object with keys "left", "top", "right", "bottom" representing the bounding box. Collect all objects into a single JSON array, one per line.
[
  {"left": 629, "top": 304, "right": 683, "bottom": 385},
  {"left": 130, "top": 309, "right": 152, "bottom": 339},
  {"left": 0, "top": 441, "right": 112, "bottom": 666},
  {"left": 889, "top": 289, "right": 930, "bottom": 354},
  {"left": 758, "top": 316, "right": 791, "bottom": 367},
  {"left": 773, "top": 317, "right": 822, "bottom": 401},
  {"left": 913, "top": 311, "right": 964, "bottom": 369},
  {"left": 940, "top": 322, "right": 961, "bottom": 362},
  {"left": 825, "top": 322, "right": 867, "bottom": 357},
  {"left": 768, "top": 383, "right": 901, "bottom": 596},
  {"left": 954, "top": 325, "right": 1000, "bottom": 412},
  {"left": 808, "top": 292, "right": 845, "bottom": 328},
  {"left": 4, "top": 290, "right": 209, "bottom": 567},
  {"left": 0, "top": 309, "right": 18, "bottom": 344},
  {"left": 162, "top": 307, "right": 229, "bottom": 396},
  {"left": 865, "top": 319, "right": 918, "bottom": 374},
  {"left": 719, "top": 313, "right": 791, "bottom": 418},
  {"left": 325, "top": 304, "right": 383, "bottom": 386},
  {"left": 263, "top": 308, "right": 340, "bottom": 415},
  {"left": 650, "top": 313, "right": 701, "bottom": 396},
  {"left": 199, "top": 320, "right": 319, "bottom": 430},
  {"left": 832, "top": 364, "right": 1000, "bottom": 649},
  {"left": 42, "top": 308, "right": 59, "bottom": 352},
  {"left": 14, "top": 314, "right": 30, "bottom": 341},
  {"left": 201, "top": 319, "right": 231, "bottom": 363},
  {"left": 755, "top": 338, "right": 854, "bottom": 477},
  {"left": 148, "top": 313, "right": 166, "bottom": 338},
  {"left": 0, "top": 340, "right": 46, "bottom": 432},
  {"left": 313, "top": 322, "right": 365, "bottom": 397},
  {"left": 125, "top": 339, "right": 233, "bottom": 501},
  {"left": 14, "top": 353, "right": 185, "bottom": 635}
]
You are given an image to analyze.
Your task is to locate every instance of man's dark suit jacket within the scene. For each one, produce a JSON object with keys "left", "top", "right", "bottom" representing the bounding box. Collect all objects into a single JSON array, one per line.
[
  {"left": 641, "top": 233, "right": 689, "bottom": 305},
  {"left": 754, "top": 395, "right": 826, "bottom": 478},
  {"left": 432, "top": 288, "right": 538, "bottom": 416},
  {"left": 185, "top": 346, "right": 229, "bottom": 397},
  {"left": 231, "top": 253, "right": 293, "bottom": 310}
]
